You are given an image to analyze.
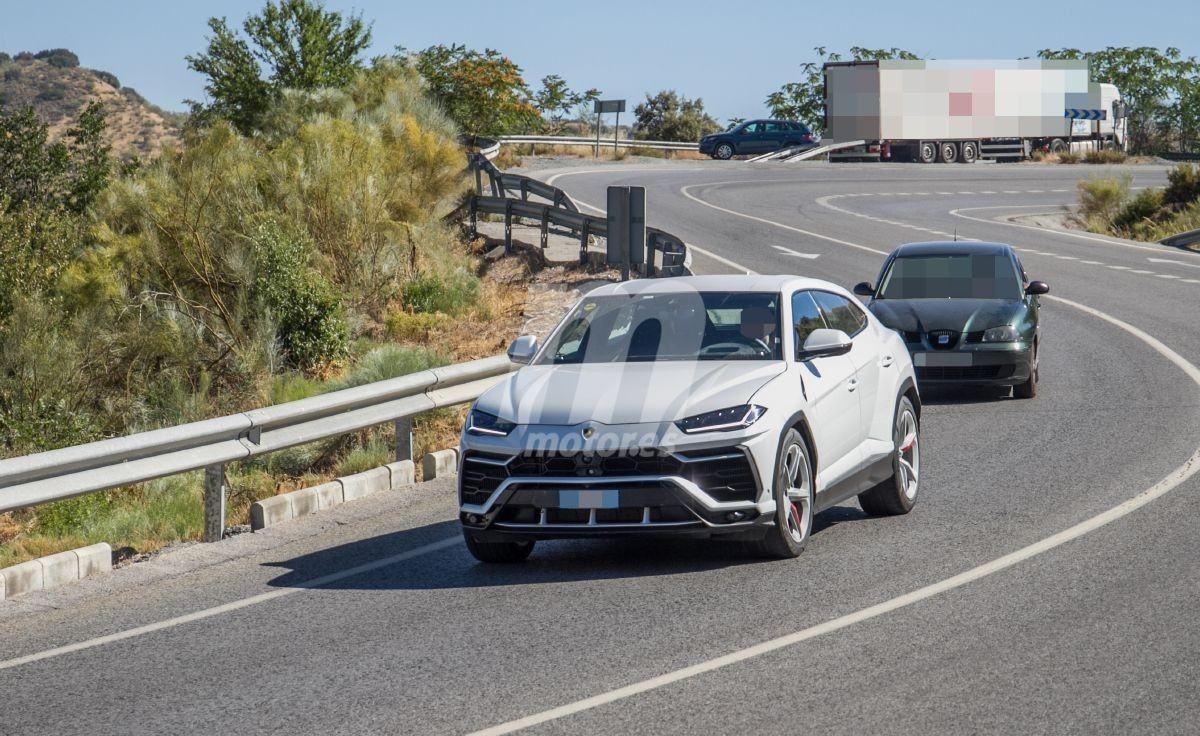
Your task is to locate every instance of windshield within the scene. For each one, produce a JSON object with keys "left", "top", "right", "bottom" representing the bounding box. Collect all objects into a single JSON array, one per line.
[
  {"left": 537, "top": 291, "right": 783, "bottom": 364},
  {"left": 877, "top": 253, "right": 1023, "bottom": 300}
]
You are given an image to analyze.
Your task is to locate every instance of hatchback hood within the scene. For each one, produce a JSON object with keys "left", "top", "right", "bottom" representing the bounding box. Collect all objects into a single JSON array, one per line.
[
  {"left": 869, "top": 298, "right": 1025, "bottom": 333},
  {"left": 477, "top": 361, "right": 787, "bottom": 426}
]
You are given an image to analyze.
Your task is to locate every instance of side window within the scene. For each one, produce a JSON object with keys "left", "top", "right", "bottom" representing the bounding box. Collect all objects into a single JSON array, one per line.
[
  {"left": 812, "top": 291, "right": 867, "bottom": 337},
  {"left": 739, "top": 122, "right": 761, "bottom": 135},
  {"left": 764, "top": 121, "right": 783, "bottom": 133},
  {"left": 791, "top": 291, "right": 828, "bottom": 357}
]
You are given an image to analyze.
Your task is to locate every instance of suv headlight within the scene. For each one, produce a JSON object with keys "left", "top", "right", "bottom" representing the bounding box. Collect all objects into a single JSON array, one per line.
[
  {"left": 981, "top": 325, "right": 1020, "bottom": 343},
  {"left": 467, "top": 409, "right": 516, "bottom": 437},
  {"left": 675, "top": 405, "right": 767, "bottom": 434}
]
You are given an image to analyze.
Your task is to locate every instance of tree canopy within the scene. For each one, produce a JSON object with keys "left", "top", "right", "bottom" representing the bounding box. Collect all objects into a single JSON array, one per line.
[{"left": 633, "top": 90, "right": 720, "bottom": 142}]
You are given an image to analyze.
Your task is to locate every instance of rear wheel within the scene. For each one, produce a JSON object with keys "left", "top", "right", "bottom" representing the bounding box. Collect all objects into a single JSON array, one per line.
[
  {"left": 1050, "top": 138, "right": 1068, "bottom": 154},
  {"left": 463, "top": 530, "right": 535, "bottom": 563},
  {"left": 714, "top": 142, "right": 735, "bottom": 160},
  {"left": 939, "top": 141, "right": 959, "bottom": 164},
  {"left": 858, "top": 397, "right": 919, "bottom": 516},
  {"left": 753, "top": 428, "right": 813, "bottom": 559},
  {"left": 960, "top": 140, "right": 979, "bottom": 163},
  {"left": 918, "top": 141, "right": 938, "bottom": 164}
]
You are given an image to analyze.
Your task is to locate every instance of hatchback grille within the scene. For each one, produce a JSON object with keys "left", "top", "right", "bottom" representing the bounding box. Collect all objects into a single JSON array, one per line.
[
  {"left": 926, "top": 330, "right": 960, "bottom": 349},
  {"left": 916, "top": 365, "right": 1012, "bottom": 380}
]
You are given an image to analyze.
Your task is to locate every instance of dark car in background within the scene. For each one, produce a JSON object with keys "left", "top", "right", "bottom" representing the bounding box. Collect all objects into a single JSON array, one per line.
[
  {"left": 853, "top": 242, "right": 1049, "bottom": 398},
  {"left": 700, "top": 119, "right": 817, "bottom": 160}
]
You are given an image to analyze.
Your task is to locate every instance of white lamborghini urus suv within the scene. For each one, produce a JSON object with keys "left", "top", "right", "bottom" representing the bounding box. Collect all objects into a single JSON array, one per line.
[{"left": 458, "top": 275, "right": 920, "bottom": 562}]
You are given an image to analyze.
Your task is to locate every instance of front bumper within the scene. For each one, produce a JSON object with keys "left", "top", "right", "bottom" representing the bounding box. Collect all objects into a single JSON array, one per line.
[
  {"left": 458, "top": 427, "right": 777, "bottom": 541},
  {"left": 910, "top": 342, "right": 1033, "bottom": 385},
  {"left": 698, "top": 139, "right": 718, "bottom": 154}
]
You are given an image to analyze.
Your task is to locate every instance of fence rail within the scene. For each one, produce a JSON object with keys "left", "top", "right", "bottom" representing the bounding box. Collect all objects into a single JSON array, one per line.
[{"left": 499, "top": 135, "right": 699, "bottom": 152}]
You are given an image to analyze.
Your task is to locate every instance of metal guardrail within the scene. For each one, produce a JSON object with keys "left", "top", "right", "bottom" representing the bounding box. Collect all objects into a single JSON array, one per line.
[
  {"left": 466, "top": 153, "right": 688, "bottom": 277},
  {"left": 499, "top": 135, "right": 699, "bottom": 152},
  {"left": 0, "top": 355, "right": 516, "bottom": 540}
]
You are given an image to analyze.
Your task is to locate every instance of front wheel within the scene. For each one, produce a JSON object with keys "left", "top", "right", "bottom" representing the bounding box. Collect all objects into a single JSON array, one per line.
[
  {"left": 463, "top": 530, "right": 535, "bottom": 563},
  {"left": 1013, "top": 345, "right": 1039, "bottom": 399},
  {"left": 714, "top": 142, "right": 735, "bottom": 160},
  {"left": 752, "top": 428, "right": 813, "bottom": 559},
  {"left": 858, "top": 397, "right": 919, "bottom": 516}
]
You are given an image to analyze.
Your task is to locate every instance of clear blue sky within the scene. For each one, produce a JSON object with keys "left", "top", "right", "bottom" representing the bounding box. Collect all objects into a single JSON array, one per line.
[{"left": 1, "top": 0, "right": 1193, "bottom": 122}]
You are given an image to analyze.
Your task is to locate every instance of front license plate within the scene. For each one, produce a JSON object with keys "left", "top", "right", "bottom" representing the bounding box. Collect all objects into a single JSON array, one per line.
[
  {"left": 559, "top": 490, "right": 620, "bottom": 509},
  {"left": 914, "top": 352, "right": 972, "bottom": 367}
]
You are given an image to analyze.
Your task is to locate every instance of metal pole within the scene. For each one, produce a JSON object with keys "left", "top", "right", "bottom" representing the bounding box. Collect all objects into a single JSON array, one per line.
[
  {"left": 394, "top": 418, "right": 413, "bottom": 463},
  {"left": 504, "top": 200, "right": 513, "bottom": 254},
  {"left": 595, "top": 113, "right": 602, "bottom": 158},
  {"left": 203, "top": 464, "right": 225, "bottom": 543},
  {"left": 614, "top": 111, "right": 620, "bottom": 154}
]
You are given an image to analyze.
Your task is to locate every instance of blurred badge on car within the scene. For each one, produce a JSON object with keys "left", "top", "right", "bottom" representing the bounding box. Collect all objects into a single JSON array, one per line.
[{"left": 559, "top": 490, "right": 620, "bottom": 509}]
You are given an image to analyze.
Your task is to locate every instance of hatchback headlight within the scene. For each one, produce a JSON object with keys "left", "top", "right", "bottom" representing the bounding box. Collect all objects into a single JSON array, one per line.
[
  {"left": 675, "top": 405, "right": 767, "bottom": 434},
  {"left": 467, "top": 410, "right": 516, "bottom": 437},
  {"left": 981, "top": 325, "right": 1020, "bottom": 343}
]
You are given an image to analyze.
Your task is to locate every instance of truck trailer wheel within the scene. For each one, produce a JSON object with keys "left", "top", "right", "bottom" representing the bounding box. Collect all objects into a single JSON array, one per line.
[
  {"left": 918, "top": 141, "right": 937, "bottom": 164},
  {"left": 960, "top": 141, "right": 979, "bottom": 163},
  {"left": 1050, "top": 138, "right": 1067, "bottom": 154},
  {"left": 939, "top": 141, "right": 959, "bottom": 163}
]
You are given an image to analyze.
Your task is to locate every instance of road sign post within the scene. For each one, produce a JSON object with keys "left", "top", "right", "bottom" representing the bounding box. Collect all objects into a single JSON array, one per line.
[
  {"left": 594, "top": 99, "right": 626, "bottom": 158},
  {"left": 607, "top": 185, "right": 646, "bottom": 280}
]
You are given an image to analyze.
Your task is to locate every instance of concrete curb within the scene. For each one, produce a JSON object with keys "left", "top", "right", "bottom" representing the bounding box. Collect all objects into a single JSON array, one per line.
[
  {"left": 249, "top": 459, "right": 420, "bottom": 531},
  {"left": 422, "top": 448, "right": 460, "bottom": 480},
  {"left": 0, "top": 543, "right": 112, "bottom": 601}
]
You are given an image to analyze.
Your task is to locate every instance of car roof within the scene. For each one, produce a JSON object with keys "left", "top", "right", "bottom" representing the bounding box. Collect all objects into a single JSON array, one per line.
[
  {"left": 584, "top": 274, "right": 840, "bottom": 297},
  {"left": 892, "top": 241, "right": 1014, "bottom": 257}
]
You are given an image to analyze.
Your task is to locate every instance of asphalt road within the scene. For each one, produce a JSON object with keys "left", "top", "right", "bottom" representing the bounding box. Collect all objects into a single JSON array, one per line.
[{"left": 4, "top": 159, "right": 1200, "bottom": 735}]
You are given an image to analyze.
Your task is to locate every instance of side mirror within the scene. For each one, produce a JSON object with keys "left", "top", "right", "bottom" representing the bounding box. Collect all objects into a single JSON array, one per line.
[
  {"left": 1025, "top": 281, "right": 1050, "bottom": 295},
  {"left": 799, "top": 328, "right": 853, "bottom": 360},
  {"left": 507, "top": 335, "right": 539, "bottom": 365},
  {"left": 853, "top": 282, "right": 876, "bottom": 297}
]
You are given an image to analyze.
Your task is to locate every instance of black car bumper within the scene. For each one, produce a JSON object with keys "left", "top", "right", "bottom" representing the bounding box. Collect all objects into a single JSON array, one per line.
[{"left": 911, "top": 344, "right": 1033, "bottom": 385}]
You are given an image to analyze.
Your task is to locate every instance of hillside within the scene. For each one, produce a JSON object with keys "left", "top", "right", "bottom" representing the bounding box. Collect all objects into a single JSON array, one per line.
[{"left": 0, "top": 49, "right": 182, "bottom": 157}]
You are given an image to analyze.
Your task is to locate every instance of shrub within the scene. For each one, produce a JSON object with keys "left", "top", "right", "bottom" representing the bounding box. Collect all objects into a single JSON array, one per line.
[
  {"left": 1083, "top": 149, "right": 1127, "bottom": 164},
  {"left": 269, "top": 373, "right": 325, "bottom": 405},
  {"left": 1077, "top": 176, "right": 1130, "bottom": 227},
  {"left": 252, "top": 221, "right": 349, "bottom": 372},
  {"left": 386, "top": 310, "right": 450, "bottom": 341},
  {"left": 1164, "top": 163, "right": 1200, "bottom": 208},
  {"left": 1112, "top": 188, "right": 1165, "bottom": 233},
  {"left": 330, "top": 344, "right": 448, "bottom": 390},
  {"left": 401, "top": 268, "right": 480, "bottom": 315},
  {"left": 0, "top": 52, "right": 11, "bottom": 64},
  {"left": 1056, "top": 150, "right": 1080, "bottom": 164},
  {"left": 34, "top": 48, "right": 79, "bottom": 68},
  {"left": 335, "top": 435, "right": 392, "bottom": 476},
  {"left": 92, "top": 69, "right": 120, "bottom": 89}
]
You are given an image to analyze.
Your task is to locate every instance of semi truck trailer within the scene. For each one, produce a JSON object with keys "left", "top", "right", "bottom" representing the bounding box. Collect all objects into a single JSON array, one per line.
[{"left": 823, "top": 59, "right": 1127, "bottom": 163}]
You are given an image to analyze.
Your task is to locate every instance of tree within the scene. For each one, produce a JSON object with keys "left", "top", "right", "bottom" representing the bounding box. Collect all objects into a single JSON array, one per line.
[
  {"left": 0, "top": 103, "right": 111, "bottom": 215},
  {"left": 766, "top": 47, "right": 917, "bottom": 136},
  {"left": 187, "top": 0, "right": 373, "bottom": 134},
  {"left": 1039, "top": 47, "right": 1200, "bottom": 154},
  {"left": 405, "top": 44, "right": 540, "bottom": 137},
  {"left": 533, "top": 75, "right": 599, "bottom": 134},
  {"left": 633, "top": 90, "right": 720, "bottom": 142}
]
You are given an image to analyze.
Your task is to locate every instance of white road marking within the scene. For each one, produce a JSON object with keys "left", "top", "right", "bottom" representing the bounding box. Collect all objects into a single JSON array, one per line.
[
  {"left": 1156, "top": 274, "right": 1183, "bottom": 279},
  {"left": 1109, "top": 265, "right": 1132, "bottom": 270},
  {"left": 771, "top": 245, "right": 821, "bottom": 259},
  {"left": 1055, "top": 255, "right": 1079, "bottom": 260},
  {"left": 1130, "top": 269, "right": 1153, "bottom": 274},
  {"left": 1148, "top": 257, "right": 1200, "bottom": 270},
  {"left": 0, "top": 537, "right": 460, "bottom": 671},
  {"left": 1080, "top": 260, "right": 1104, "bottom": 265},
  {"left": 1186, "top": 279, "right": 1200, "bottom": 284},
  {"left": 471, "top": 184, "right": 1200, "bottom": 736}
]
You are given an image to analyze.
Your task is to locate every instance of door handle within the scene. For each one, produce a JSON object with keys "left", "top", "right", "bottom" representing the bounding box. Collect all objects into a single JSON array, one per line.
[
  {"left": 881, "top": 354, "right": 894, "bottom": 368},
  {"left": 847, "top": 378, "right": 859, "bottom": 392}
]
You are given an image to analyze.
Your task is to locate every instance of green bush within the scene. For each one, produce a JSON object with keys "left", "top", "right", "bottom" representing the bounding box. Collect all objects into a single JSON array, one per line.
[
  {"left": 92, "top": 69, "right": 120, "bottom": 89},
  {"left": 401, "top": 268, "right": 479, "bottom": 315},
  {"left": 35, "top": 85, "right": 66, "bottom": 102},
  {"left": 1077, "top": 176, "right": 1130, "bottom": 227},
  {"left": 34, "top": 48, "right": 79, "bottom": 68},
  {"left": 1164, "top": 163, "right": 1200, "bottom": 208},
  {"left": 331, "top": 344, "right": 448, "bottom": 390},
  {"left": 1113, "top": 188, "right": 1165, "bottom": 232},
  {"left": 386, "top": 310, "right": 450, "bottom": 341},
  {"left": 251, "top": 220, "right": 349, "bottom": 371},
  {"left": 1083, "top": 149, "right": 1128, "bottom": 164},
  {"left": 35, "top": 493, "right": 112, "bottom": 535}
]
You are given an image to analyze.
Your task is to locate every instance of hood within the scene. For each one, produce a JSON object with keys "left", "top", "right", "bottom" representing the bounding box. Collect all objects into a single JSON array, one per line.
[
  {"left": 869, "top": 298, "right": 1025, "bottom": 333},
  {"left": 476, "top": 361, "right": 786, "bottom": 426}
]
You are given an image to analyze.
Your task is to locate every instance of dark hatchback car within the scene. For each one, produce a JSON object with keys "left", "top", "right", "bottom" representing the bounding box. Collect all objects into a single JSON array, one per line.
[
  {"left": 854, "top": 242, "right": 1049, "bottom": 398},
  {"left": 699, "top": 119, "right": 816, "bottom": 160}
]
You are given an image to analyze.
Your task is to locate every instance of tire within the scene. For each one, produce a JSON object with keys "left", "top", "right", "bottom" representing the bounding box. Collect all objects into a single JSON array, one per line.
[
  {"left": 960, "top": 140, "right": 979, "bottom": 164},
  {"left": 1013, "top": 345, "right": 1039, "bottom": 399},
  {"left": 1050, "top": 138, "right": 1067, "bottom": 154},
  {"left": 939, "top": 141, "right": 959, "bottom": 164},
  {"left": 463, "top": 530, "right": 535, "bottom": 563},
  {"left": 918, "top": 141, "right": 938, "bottom": 164},
  {"left": 752, "top": 428, "right": 813, "bottom": 559},
  {"left": 714, "top": 142, "right": 735, "bottom": 160},
  {"left": 858, "top": 397, "right": 919, "bottom": 517}
]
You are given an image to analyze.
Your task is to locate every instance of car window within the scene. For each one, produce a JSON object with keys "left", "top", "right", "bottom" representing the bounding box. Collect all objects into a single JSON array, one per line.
[
  {"left": 764, "top": 122, "right": 783, "bottom": 132},
  {"left": 811, "top": 291, "right": 867, "bottom": 337},
  {"left": 791, "top": 291, "right": 828, "bottom": 355},
  {"left": 739, "top": 122, "right": 761, "bottom": 134},
  {"left": 876, "top": 253, "right": 1024, "bottom": 299}
]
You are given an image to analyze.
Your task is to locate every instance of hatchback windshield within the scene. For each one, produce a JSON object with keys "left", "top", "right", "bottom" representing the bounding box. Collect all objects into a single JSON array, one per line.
[
  {"left": 877, "top": 253, "right": 1022, "bottom": 300},
  {"left": 538, "top": 291, "right": 783, "bottom": 364}
]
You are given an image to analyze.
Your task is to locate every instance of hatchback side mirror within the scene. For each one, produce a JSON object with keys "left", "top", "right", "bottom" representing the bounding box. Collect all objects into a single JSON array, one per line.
[
  {"left": 853, "top": 282, "right": 876, "bottom": 297},
  {"left": 1025, "top": 281, "right": 1050, "bottom": 295},
  {"left": 798, "top": 328, "right": 853, "bottom": 360},
  {"left": 507, "top": 335, "right": 539, "bottom": 364}
]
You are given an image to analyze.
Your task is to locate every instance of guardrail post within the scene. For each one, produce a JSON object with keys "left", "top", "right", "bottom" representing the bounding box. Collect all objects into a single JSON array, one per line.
[
  {"left": 504, "top": 200, "right": 513, "bottom": 254},
  {"left": 540, "top": 206, "right": 550, "bottom": 250},
  {"left": 469, "top": 197, "right": 478, "bottom": 238},
  {"left": 580, "top": 220, "right": 590, "bottom": 264},
  {"left": 394, "top": 417, "right": 413, "bottom": 463},
  {"left": 647, "top": 233, "right": 658, "bottom": 277},
  {"left": 519, "top": 179, "right": 528, "bottom": 201},
  {"left": 203, "top": 464, "right": 226, "bottom": 542},
  {"left": 474, "top": 162, "right": 482, "bottom": 195}
]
